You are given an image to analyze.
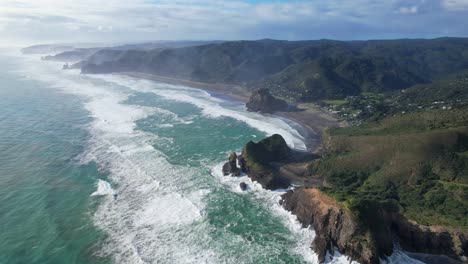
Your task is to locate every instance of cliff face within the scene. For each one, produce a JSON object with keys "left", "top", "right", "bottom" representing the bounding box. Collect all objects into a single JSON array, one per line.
[
  {"left": 220, "top": 134, "right": 294, "bottom": 190},
  {"left": 280, "top": 188, "right": 383, "bottom": 264},
  {"left": 281, "top": 188, "right": 468, "bottom": 264},
  {"left": 385, "top": 212, "right": 468, "bottom": 261},
  {"left": 245, "top": 89, "right": 288, "bottom": 113},
  {"left": 240, "top": 134, "right": 292, "bottom": 189},
  {"left": 222, "top": 152, "right": 240, "bottom": 176}
]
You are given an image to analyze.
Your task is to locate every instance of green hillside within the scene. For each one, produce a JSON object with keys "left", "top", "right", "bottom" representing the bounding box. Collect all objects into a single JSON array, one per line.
[
  {"left": 80, "top": 38, "right": 468, "bottom": 101},
  {"left": 309, "top": 109, "right": 468, "bottom": 229},
  {"left": 319, "top": 74, "right": 468, "bottom": 123}
]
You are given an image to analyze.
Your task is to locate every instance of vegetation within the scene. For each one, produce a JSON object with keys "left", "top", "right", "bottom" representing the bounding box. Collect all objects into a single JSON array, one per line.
[
  {"left": 79, "top": 38, "right": 468, "bottom": 101},
  {"left": 310, "top": 109, "right": 468, "bottom": 229},
  {"left": 242, "top": 134, "right": 291, "bottom": 189},
  {"left": 318, "top": 74, "right": 468, "bottom": 124},
  {"left": 78, "top": 37, "right": 468, "bottom": 231}
]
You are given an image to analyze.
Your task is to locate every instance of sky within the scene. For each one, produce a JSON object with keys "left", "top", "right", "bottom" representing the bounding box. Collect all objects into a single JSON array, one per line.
[{"left": 1, "top": 0, "right": 468, "bottom": 45}]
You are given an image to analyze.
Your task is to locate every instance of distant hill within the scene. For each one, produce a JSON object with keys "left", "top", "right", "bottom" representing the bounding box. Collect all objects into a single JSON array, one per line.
[
  {"left": 40, "top": 40, "right": 224, "bottom": 63},
  {"left": 77, "top": 38, "right": 468, "bottom": 101},
  {"left": 21, "top": 44, "right": 75, "bottom": 55},
  {"left": 42, "top": 48, "right": 102, "bottom": 62}
]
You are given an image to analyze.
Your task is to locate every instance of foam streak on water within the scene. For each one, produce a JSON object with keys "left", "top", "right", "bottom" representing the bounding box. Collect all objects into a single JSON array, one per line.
[
  {"left": 14, "top": 55, "right": 423, "bottom": 264},
  {"left": 91, "top": 74, "right": 307, "bottom": 151},
  {"left": 16, "top": 57, "right": 217, "bottom": 263}
]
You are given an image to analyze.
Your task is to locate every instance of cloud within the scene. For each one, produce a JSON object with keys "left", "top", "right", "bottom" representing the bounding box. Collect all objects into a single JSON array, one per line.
[
  {"left": 0, "top": 0, "right": 467, "bottom": 45},
  {"left": 398, "top": 5, "right": 419, "bottom": 14},
  {"left": 442, "top": 0, "right": 468, "bottom": 10}
]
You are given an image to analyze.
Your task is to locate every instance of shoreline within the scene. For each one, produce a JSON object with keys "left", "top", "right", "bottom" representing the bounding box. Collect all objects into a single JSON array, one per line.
[
  {"left": 105, "top": 72, "right": 447, "bottom": 264},
  {"left": 122, "top": 72, "right": 251, "bottom": 102},
  {"left": 120, "top": 72, "right": 342, "bottom": 153}
]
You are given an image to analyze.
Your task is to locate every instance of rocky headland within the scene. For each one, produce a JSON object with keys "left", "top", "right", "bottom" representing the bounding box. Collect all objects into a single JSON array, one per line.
[
  {"left": 281, "top": 187, "right": 468, "bottom": 264},
  {"left": 223, "top": 134, "right": 468, "bottom": 264},
  {"left": 245, "top": 89, "right": 289, "bottom": 113},
  {"left": 222, "top": 134, "right": 321, "bottom": 189},
  {"left": 281, "top": 188, "right": 382, "bottom": 264}
]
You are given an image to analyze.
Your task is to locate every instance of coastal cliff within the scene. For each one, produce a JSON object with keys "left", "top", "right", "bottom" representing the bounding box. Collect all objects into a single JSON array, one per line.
[
  {"left": 280, "top": 188, "right": 383, "bottom": 264},
  {"left": 385, "top": 212, "right": 468, "bottom": 261},
  {"left": 280, "top": 187, "right": 468, "bottom": 264},
  {"left": 225, "top": 131, "right": 468, "bottom": 263}
]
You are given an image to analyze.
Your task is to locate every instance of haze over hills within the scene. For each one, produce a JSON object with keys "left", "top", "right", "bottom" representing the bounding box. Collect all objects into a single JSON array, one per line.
[{"left": 66, "top": 37, "right": 468, "bottom": 101}]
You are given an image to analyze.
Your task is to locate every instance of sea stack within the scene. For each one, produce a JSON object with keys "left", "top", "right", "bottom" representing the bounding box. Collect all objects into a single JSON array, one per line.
[
  {"left": 239, "top": 182, "right": 248, "bottom": 191},
  {"left": 222, "top": 152, "right": 241, "bottom": 176},
  {"left": 246, "top": 89, "right": 288, "bottom": 113},
  {"left": 235, "top": 134, "right": 291, "bottom": 189}
]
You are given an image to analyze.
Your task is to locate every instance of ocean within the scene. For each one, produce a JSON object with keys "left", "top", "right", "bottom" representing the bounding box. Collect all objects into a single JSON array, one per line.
[{"left": 0, "top": 50, "right": 422, "bottom": 264}]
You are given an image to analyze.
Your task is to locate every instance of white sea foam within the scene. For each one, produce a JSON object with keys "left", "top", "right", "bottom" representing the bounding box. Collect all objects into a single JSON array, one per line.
[
  {"left": 211, "top": 162, "right": 323, "bottom": 263},
  {"left": 136, "top": 193, "right": 202, "bottom": 226},
  {"left": 211, "top": 161, "right": 425, "bottom": 264},
  {"left": 91, "top": 179, "right": 116, "bottom": 196},
  {"left": 16, "top": 56, "right": 218, "bottom": 264},
  {"left": 18, "top": 55, "right": 424, "bottom": 264},
  {"left": 89, "top": 74, "right": 308, "bottom": 151}
]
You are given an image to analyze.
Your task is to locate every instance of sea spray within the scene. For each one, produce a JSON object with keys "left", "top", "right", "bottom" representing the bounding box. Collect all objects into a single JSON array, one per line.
[
  {"left": 91, "top": 179, "right": 116, "bottom": 196},
  {"left": 11, "top": 54, "right": 425, "bottom": 264}
]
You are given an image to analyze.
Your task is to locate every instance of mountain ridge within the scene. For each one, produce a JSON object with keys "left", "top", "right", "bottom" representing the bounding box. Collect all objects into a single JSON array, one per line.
[{"left": 75, "top": 37, "right": 468, "bottom": 101}]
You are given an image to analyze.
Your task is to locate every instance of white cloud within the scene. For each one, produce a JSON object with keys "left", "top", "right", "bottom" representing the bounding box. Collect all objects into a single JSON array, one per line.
[
  {"left": 398, "top": 5, "right": 419, "bottom": 14},
  {"left": 442, "top": 0, "right": 468, "bottom": 10},
  {"left": 0, "top": 0, "right": 467, "bottom": 44}
]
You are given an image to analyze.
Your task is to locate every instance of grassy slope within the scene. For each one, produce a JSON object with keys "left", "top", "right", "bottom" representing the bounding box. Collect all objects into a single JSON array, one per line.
[{"left": 309, "top": 109, "right": 468, "bottom": 229}]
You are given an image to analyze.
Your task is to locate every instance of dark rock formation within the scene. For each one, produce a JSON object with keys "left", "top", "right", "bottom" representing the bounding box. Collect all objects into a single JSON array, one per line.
[
  {"left": 240, "top": 134, "right": 292, "bottom": 189},
  {"left": 222, "top": 134, "right": 295, "bottom": 189},
  {"left": 238, "top": 154, "right": 247, "bottom": 173},
  {"left": 240, "top": 182, "right": 248, "bottom": 191},
  {"left": 384, "top": 212, "right": 468, "bottom": 262},
  {"left": 281, "top": 187, "right": 468, "bottom": 264},
  {"left": 246, "top": 89, "right": 288, "bottom": 113},
  {"left": 222, "top": 152, "right": 241, "bottom": 176},
  {"left": 281, "top": 188, "right": 382, "bottom": 264}
]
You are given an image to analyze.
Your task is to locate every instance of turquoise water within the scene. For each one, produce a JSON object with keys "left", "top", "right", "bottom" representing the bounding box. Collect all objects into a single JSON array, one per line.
[
  {"left": 0, "top": 52, "right": 319, "bottom": 264},
  {"left": 0, "top": 55, "right": 108, "bottom": 264},
  {"left": 0, "top": 52, "right": 421, "bottom": 264}
]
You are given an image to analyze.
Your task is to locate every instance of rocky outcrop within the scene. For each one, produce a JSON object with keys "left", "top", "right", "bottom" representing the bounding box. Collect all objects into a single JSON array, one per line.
[
  {"left": 281, "top": 188, "right": 382, "bottom": 264},
  {"left": 240, "top": 134, "right": 292, "bottom": 189},
  {"left": 222, "top": 134, "right": 292, "bottom": 189},
  {"left": 238, "top": 154, "right": 247, "bottom": 173},
  {"left": 222, "top": 152, "right": 241, "bottom": 176},
  {"left": 240, "top": 182, "right": 248, "bottom": 191},
  {"left": 223, "top": 134, "right": 320, "bottom": 189},
  {"left": 281, "top": 188, "right": 468, "bottom": 264},
  {"left": 246, "top": 89, "right": 288, "bottom": 113},
  {"left": 384, "top": 212, "right": 468, "bottom": 262}
]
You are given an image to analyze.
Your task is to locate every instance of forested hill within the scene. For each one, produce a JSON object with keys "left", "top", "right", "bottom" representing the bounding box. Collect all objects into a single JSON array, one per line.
[{"left": 79, "top": 38, "right": 468, "bottom": 101}]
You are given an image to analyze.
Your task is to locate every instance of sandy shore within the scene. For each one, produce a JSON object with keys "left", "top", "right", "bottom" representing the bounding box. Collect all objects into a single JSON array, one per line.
[{"left": 120, "top": 72, "right": 343, "bottom": 153}]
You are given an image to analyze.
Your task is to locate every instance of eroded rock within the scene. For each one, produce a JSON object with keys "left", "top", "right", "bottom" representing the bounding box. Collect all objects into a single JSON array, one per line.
[
  {"left": 222, "top": 152, "right": 241, "bottom": 176},
  {"left": 246, "top": 89, "right": 288, "bottom": 113},
  {"left": 280, "top": 188, "right": 382, "bottom": 264},
  {"left": 240, "top": 134, "right": 291, "bottom": 189},
  {"left": 240, "top": 182, "right": 248, "bottom": 191}
]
